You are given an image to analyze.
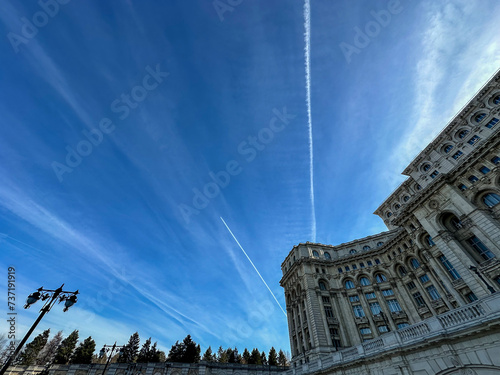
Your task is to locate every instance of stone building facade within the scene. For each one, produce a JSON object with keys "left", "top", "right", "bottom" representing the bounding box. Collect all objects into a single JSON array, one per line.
[{"left": 280, "top": 69, "right": 500, "bottom": 374}]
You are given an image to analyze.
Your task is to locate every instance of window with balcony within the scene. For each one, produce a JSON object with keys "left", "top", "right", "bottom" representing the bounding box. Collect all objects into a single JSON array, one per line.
[
  {"left": 466, "top": 236, "right": 495, "bottom": 260},
  {"left": 430, "top": 170, "right": 439, "bottom": 179},
  {"left": 452, "top": 151, "right": 464, "bottom": 160},
  {"left": 425, "top": 285, "right": 441, "bottom": 300},
  {"left": 492, "top": 156, "right": 500, "bottom": 164},
  {"left": 483, "top": 193, "right": 500, "bottom": 208},
  {"left": 465, "top": 292, "right": 478, "bottom": 302},
  {"left": 468, "top": 175, "right": 479, "bottom": 183},
  {"left": 438, "top": 255, "right": 461, "bottom": 280}
]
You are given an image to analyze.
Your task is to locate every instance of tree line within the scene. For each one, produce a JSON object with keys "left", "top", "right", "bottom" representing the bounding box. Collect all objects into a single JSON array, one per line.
[{"left": 0, "top": 331, "right": 290, "bottom": 366}]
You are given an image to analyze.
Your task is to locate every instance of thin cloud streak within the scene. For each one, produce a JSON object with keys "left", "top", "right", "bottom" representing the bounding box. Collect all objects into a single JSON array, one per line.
[
  {"left": 304, "top": 0, "right": 316, "bottom": 242},
  {"left": 220, "top": 217, "right": 287, "bottom": 317}
]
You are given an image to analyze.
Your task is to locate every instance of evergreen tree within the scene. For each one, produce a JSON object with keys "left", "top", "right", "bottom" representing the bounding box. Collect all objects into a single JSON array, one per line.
[
  {"left": 137, "top": 337, "right": 151, "bottom": 363},
  {"left": 202, "top": 346, "right": 215, "bottom": 362},
  {"left": 71, "top": 336, "right": 96, "bottom": 364},
  {"left": 150, "top": 342, "right": 161, "bottom": 362},
  {"left": 260, "top": 351, "right": 267, "bottom": 365},
  {"left": 228, "top": 347, "right": 240, "bottom": 364},
  {"left": 216, "top": 346, "right": 227, "bottom": 363},
  {"left": 118, "top": 332, "right": 140, "bottom": 363},
  {"left": 242, "top": 348, "right": 250, "bottom": 364},
  {"left": 249, "top": 348, "right": 261, "bottom": 365},
  {"left": 167, "top": 335, "right": 200, "bottom": 363},
  {"left": 268, "top": 347, "right": 278, "bottom": 366},
  {"left": 54, "top": 330, "right": 79, "bottom": 364},
  {"left": 36, "top": 331, "right": 63, "bottom": 365},
  {"left": 277, "top": 350, "right": 288, "bottom": 367},
  {"left": 17, "top": 329, "right": 50, "bottom": 365}
]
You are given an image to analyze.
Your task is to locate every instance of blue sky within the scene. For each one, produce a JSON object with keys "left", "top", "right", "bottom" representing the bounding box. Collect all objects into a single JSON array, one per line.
[{"left": 1, "top": 0, "right": 500, "bottom": 356}]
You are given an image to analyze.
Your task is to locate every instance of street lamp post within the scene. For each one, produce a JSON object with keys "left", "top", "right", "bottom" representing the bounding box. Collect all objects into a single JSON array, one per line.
[
  {"left": 99, "top": 342, "right": 124, "bottom": 375},
  {"left": 0, "top": 284, "right": 79, "bottom": 375},
  {"left": 469, "top": 265, "right": 496, "bottom": 294}
]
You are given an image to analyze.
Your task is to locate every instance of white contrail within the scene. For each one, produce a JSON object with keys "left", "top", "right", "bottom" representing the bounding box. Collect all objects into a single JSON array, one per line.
[
  {"left": 304, "top": 0, "right": 316, "bottom": 242},
  {"left": 220, "top": 217, "right": 287, "bottom": 317}
]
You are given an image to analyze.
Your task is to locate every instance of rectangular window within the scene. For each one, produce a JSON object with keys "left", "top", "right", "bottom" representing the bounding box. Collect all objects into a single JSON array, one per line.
[
  {"left": 465, "top": 292, "right": 478, "bottom": 303},
  {"left": 407, "top": 281, "right": 417, "bottom": 290},
  {"left": 349, "top": 295, "right": 360, "bottom": 302},
  {"left": 386, "top": 299, "right": 402, "bottom": 312},
  {"left": 492, "top": 156, "right": 500, "bottom": 165},
  {"left": 378, "top": 325, "right": 389, "bottom": 333},
  {"left": 345, "top": 266, "right": 350, "bottom": 272},
  {"left": 426, "top": 285, "right": 441, "bottom": 301},
  {"left": 468, "top": 135, "right": 480, "bottom": 145},
  {"left": 466, "top": 236, "right": 495, "bottom": 260},
  {"left": 353, "top": 305, "right": 365, "bottom": 318},
  {"left": 452, "top": 151, "right": 464, "bottom": 160},
  {"left": 480, "top": 166, "right": 491, "bottom": 174},
  {"left": 397, "top": 323, "right": 409, "bottom": 329},
  {"left": 367, "top": 261, "right": 373, "bottom": 266},
  {"left": 382, "top": 289, "right": 394, "bottom": 296},
  {"left": 329, "top": 328, "right": 339, "bottom": 336},
  {"left": 412, "top": 292, "right": 426, "bottom": 307},
  {"left": 369, "top": 302, "right": 381, "bottom": 315},
  {"left": 322, "top": 296, "right": 330, "bottom": 303},
  {"left": 486, "top": 118, "right": 499, "bottom": 128},
  {"left": 359, "top": 328, "right": 372, "bottom": 335},
  {"left": 338, "top": 267, "right": 343, "bottom": 273},
  {"left": 438, "top": 255, "right": 461, "bottom": 280},
  {"left": 352, "top": 264, "right": 357, "bottom": 270},
  {"left": 375, "top": 259, "right": 381, "bottom": 264},
  {"left": 495, "top": 276, "right": 500, "bottom": 286},
  {"left": 365, "top": 292, "right": 376, "bottom": 300},
  {"left": 360, "top": 262, "right": 365, "bottom": 268},
  {"left": 324, "top": 306, "right": 334, "bottom": 318},
  {"left": 430, "top": 170, "right": 439, "bottom": 179},
  {"left": 458, "top": 184, "right": 467, "bottom": 191},
  {"left": 419, "top": 274, "right": 430, "bottom": 283}
]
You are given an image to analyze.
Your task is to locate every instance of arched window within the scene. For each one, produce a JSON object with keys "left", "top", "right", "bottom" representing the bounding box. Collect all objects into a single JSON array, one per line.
[
  {"left": 312, "top": 250, "right": 319, "bottom": 258},
  {"left": 415, "top": 184, "right": 422, "bottom": 191},
  {"left": 409, "top": 258, "right": 420, "bottom": 269},
  {"left": 483, "top": 193, "right": 500, "bottom": 208},
  {"left": 363, "top": 245, "right": 371, "bottom": 251},
  {"left": 319, "top": 281, "right": 327, "bottom": 291},
  {"left": 398, "top": 266, "right": 407, "bottom": 276},
  {"left": 324, "top": 252, "right": 331, "bottom": 259},
  {"left": 475, "top": 113, "right": 487, "bottom": 123},
  {"left": 344, "top": 280, "right": 355, "bottom": 289},
  {"left": 377, "top": 241, "right": 384, "bottom": 247},
  {"left": 403, "top": 195, "right": 410, "bottom": 202},
  {"left": 387, "top": 212, "right": 393, "bottom": 218},
  {"left": 375, "top": 273, "right": 387, "bottom": 283},
  {"left": 422, "top": 164, "right": 431, "bottom": 172},
  {"left": 494, "top": 95, "right": 500, "bottom": 105},
  {"left": 349, "top": 249, "right": 357, "bottom": 254},
  {"left": 444, "top": 144, "right": 454, "bottom": 153},
  {"left": 458, "top": 129, "right": 469, "bottom": 139},
  {"left": 395, "top": 204, "right": 401, "bottom": 210},
  {"left": 360, "top": 277, "right": 371, "bottom": 286},
  {"left": 425, "top": 235, "right": 435, "bottom": 247}
]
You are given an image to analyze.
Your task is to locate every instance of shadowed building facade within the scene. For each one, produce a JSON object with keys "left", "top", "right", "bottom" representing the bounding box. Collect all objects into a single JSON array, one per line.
[{"left": 280, "top": 70, "right": 500, "bottom": 374}]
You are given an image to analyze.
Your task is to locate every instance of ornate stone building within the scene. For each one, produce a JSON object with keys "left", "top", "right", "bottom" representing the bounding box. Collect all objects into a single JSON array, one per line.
[{"left": 280, "top": 70, "right": 500, "bottom": 374}]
